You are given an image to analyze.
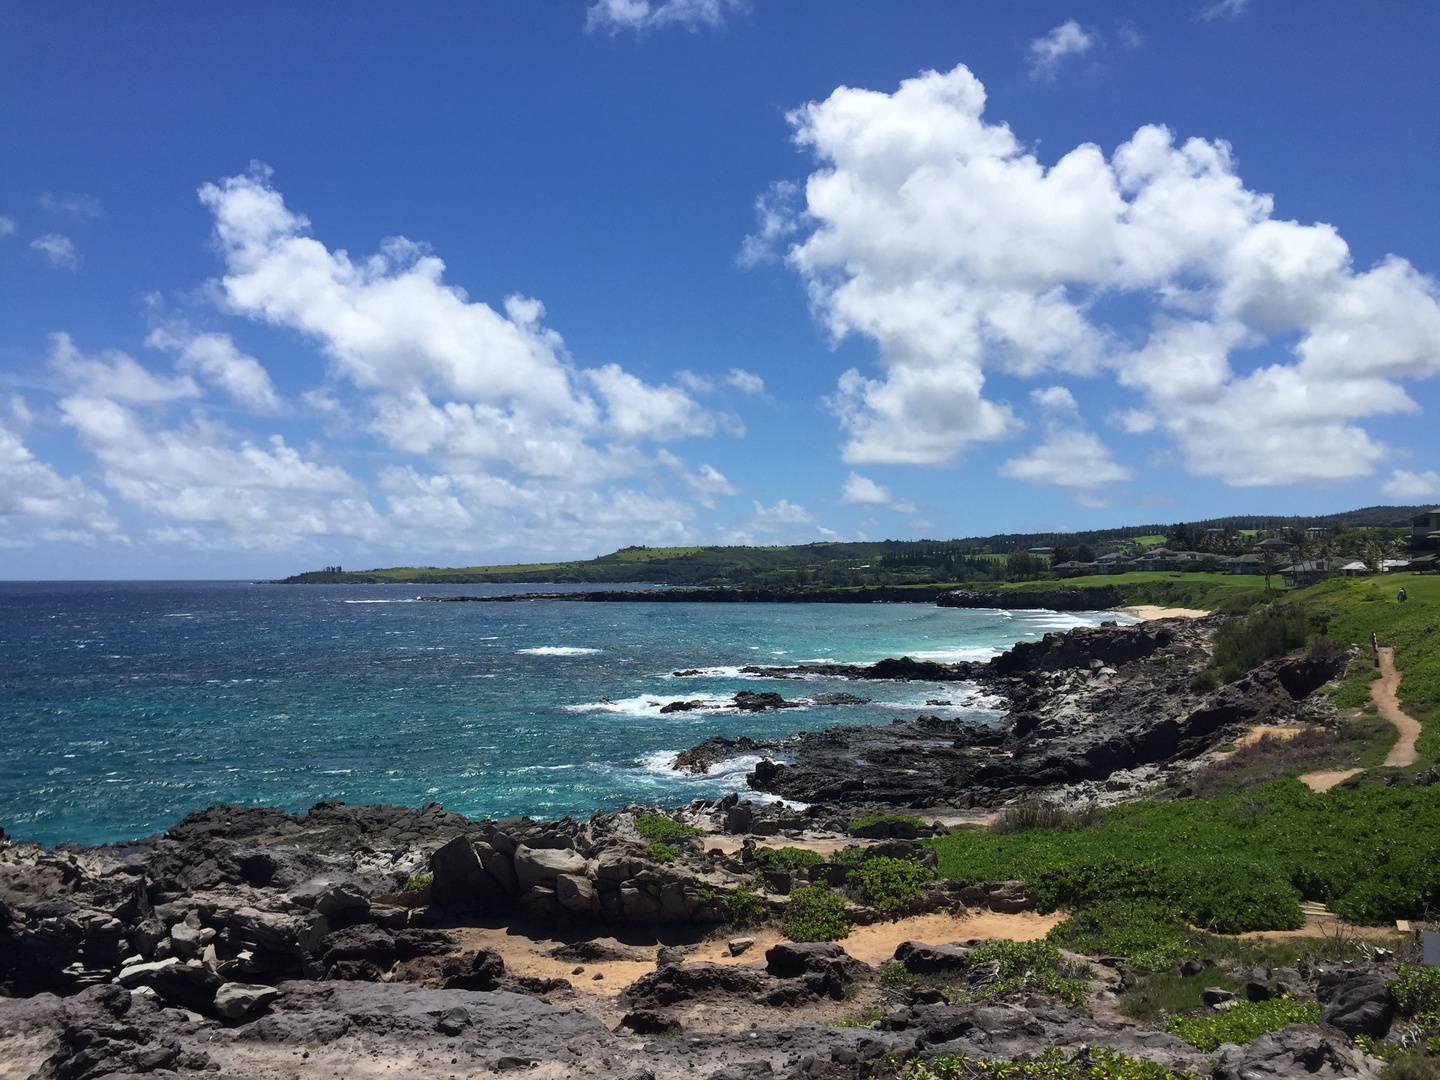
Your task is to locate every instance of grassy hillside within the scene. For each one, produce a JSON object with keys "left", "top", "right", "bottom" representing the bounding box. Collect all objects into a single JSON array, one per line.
[{"left": 276, "top": 504, "right": 1430, "bottom": 586}]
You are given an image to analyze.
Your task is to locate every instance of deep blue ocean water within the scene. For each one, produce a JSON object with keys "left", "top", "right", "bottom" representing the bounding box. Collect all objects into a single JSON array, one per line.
[{"left": 0, "top": 581, "right": 1129, "bottom": 846}]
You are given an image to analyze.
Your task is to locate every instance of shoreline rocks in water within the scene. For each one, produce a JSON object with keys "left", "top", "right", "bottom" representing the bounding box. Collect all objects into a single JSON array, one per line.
[{"left": 730, "top": 616, "right": 1348, "bottom": 809}]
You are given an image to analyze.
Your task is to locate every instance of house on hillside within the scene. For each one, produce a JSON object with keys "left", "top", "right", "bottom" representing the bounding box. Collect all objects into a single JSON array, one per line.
[
  {"left": 1281, "top": 557, "right": 1357, "bottom": 587},
  {"left": 1225, "top": 554, "right": 1266, "bottom": 575},
  {"left": 1413, "top": 509, "right": 1440, "bottom": 549},
  {"left": 1095, "top": 552, "right": 1135, "bottom": 574}
]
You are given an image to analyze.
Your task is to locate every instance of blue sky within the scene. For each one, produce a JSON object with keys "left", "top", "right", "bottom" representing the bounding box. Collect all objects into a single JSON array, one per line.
[{"left": 2, "top": 1, "right": 1438, "bottom": 579}]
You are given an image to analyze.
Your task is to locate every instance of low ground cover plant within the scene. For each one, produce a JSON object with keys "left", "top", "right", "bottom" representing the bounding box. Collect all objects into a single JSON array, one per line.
[
  {"left": 643, "top": 841, "right": 679, "bottom": 863},
  {"left": 634, "top": 813, "right": 702, "bottom": 842},
  {"left": 849, "top": 812, "right": 926, "bottom": 830},
  {"left": 891, "top": 1045, "right": 1195, "bottom": 1080},
  {"left": 1164, "top": 996, "right": 1319, "bottom": 1051},
  {"left": 958, "top": 939, "right": 1088, "bottom": 1004},
  {"left": 850, "top": 855, "right": 936, "bottom": 914},
  {"left": 926, "top": 780, "right": 1440, "bottom": 964}
]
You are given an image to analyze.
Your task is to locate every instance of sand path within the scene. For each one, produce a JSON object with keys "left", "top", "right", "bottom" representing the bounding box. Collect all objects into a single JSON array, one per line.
[
  {"left": 1374, "top": 647, "right": 1421, "bottom": 768},
  {"left": 1298, "top": 768, "right": 1364, "bottom": 793},
  {"left": 453, "top": 909, "right": 1063, "bottom": 998},
  {"left": 1121, "top": 605, "right": 1211, "bottom": 621}
]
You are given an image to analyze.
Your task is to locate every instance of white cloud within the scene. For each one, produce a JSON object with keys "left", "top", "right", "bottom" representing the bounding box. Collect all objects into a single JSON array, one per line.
[
  {"left": 198, "top": 168, "right": 723, "bottom": 482},
  {"left": 1382, "top": 469, "right": 1440, "bottom": 502},
  {"left": 1028, "top": 20, "right": 1094, "bottom": 81},
  {"left": 146, "top": 327, "right": 283, "bottom": 413},
  {"left": 37, "top": 192, "right": 103, "bottom": 220},
  {"left": 764, "top": 63, "right": 1440, "bottom": 486},
  {"left": 738, "top": 181, "right": 800, "bottom": 266},
  {"left": 1202, "top": 0, "right": 1249, "bottom": 21},
  {"left": 0, "top": 420, "right": 117, "bottom": 546},
  {"left": 657, "top": 451, "right": 740, "bottom": 505},
  {"left": 1000, "top": 429, "right": 1133, "bottom": 498},
  {"left": 727, "top": 368, "right": 765, "bottom": 395},
  {"left": 586, "top": 0, "right": 744, "bottom": 34},
  {"left": 751, "top": 498, "right": 813, "bottom": 525},
  {"left": 586, "top": 363, "right": 718, "bottom": 441},
  {"left": 31, "top": 233, "right": 80, "bottom": 270},
  {"left": 840, "top": 471, "right": 917, "bottom": 513},
  {"left": 50, "top": 333, "right": 198, "bottom": 404},
  {"left": 0, "top": 216, "right": 15, "bottom": 238}
]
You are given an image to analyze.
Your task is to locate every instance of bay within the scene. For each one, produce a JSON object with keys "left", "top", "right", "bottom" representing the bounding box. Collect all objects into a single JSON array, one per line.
[{"left": 0, "top": 580, "right": 1128, "bottom": 845}]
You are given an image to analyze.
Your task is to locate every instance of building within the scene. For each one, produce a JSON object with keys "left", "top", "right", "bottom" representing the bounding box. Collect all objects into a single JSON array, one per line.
[{"left": 1413, "top": 509, "right": 1440, "bottom": 550}]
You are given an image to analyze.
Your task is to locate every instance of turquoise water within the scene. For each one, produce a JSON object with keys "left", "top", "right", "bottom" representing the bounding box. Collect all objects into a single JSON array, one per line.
[{"left": 0, "top": 581, "right": 1127, "bottom": 846}]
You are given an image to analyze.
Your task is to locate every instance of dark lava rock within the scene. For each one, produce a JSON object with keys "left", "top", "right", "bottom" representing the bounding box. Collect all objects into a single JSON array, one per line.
[
  {"left": 622, "top": 962, "right": 769, "bottom": 1007},
  {"left": 895, "top": 941, "right": 973, "bottom": 974},
  {"left": 1318, "top": 969, "right": 1396, "bottom": 1038}
]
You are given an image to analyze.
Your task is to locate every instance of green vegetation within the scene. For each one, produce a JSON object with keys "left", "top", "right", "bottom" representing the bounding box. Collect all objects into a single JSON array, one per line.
[
  {"left": 891, "top": 1046, "right": 1194, "bottom": 1080},
  {"left": 719, "top": 884, "right": 770, "bottom": 928},
  {"left": 957, "top": 939, "right": 1089, "bottom": 1004},
  {"left": 754, "top": 845, "right": 827, "bottom": 870},
  {"left": 849, "top": 855, "right": 936, "bottom": 914},
  {"left": 1192, "top": 603, "right": 1316, "bottom": 690},
  {"left": 781, "top": 884, "right": 853, "bottom": 941},
  {"left": 1165, "top": 997, "right": 1319, "bottom": 1051},
  {"left": 400, "top": 872, "right": 433, "bottom": 892},
  {"left": 634, "top": 813, "right": 702, "bottom": 842},
  {"left": 643, "top": 841, "right": 680, "bottom": 863},
  {"left": 849, "top": 812, "right": 926, "bottom": 830},
  {"left": 1289, "top": 574, "right": 1440, "bottom": 741},
  {"left": 926, "top": 780, "right": 1440, "bottom": 966}
]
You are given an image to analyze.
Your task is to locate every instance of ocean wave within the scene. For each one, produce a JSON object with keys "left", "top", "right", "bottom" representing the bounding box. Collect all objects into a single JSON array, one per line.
[
  {"left": 341, "top": 598, "right": 419, "bottom": 603},
  {"left": 564, "top": 694, "right": 732, "bottom": 717},
  {"left": 631, "top": 750, "right": 807, "bottom": 808},
  {"left": 517, "top": 646, "right": 603, "bottom": 656},
  {"left": 908, "top": 645, "right": 1000, "bottom": 663},
  {"left": 659, "top": 665, "right": 749, "bottom": 680}
]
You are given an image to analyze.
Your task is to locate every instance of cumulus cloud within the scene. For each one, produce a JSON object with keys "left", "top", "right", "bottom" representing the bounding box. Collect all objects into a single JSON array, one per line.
[
  {"left": 841, "top": 471, "right": 917, "bottom": 513},
  {"left": 727, "top": 368, "right": 766, "bottom": 395},
  {"left": 0, "top": 420, "right": 117, "bottom": 546},
  {"left": 31, "top": 233, "right": 80, "bottom": 270},
  {"left": 586, "top": 0, "right": 744, "bottom": 34},
  {"left": 0, "top": 216, "right": 15, "bottom": 238},
  {"left": 37, "top": 192, "right": 103, "bottom": 220},
  {"left": 198, "top": 168, "right": 722, "bottom": 481},
  {"left": 760, "top": 63, "right": 1440, "bottom": 487},
  {"left": 999, "top": 386, "right": 1133, "bottom": 503},
  {"left": 1028, "top": 20, "right": 1094, "bottom": 81},
  {"left": 738, "top": 181, "right": 800, "bottom": 266},
  {"left": 51, "top": 333, "right": 198, "bottom": 404},
  {"left": 1382, "top": 469, "right": 1440, "bottom": 501},
  {"left": 146, "top": 327, "right": 283, "bottom": 413},
  {"left": 751, "top": 498, "right": 812, "bottom": 526}
]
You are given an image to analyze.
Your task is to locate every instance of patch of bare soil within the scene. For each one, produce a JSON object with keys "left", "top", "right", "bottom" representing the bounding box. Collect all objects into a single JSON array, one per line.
[
  {"left": 1121, "top": 605, "right": 1212, "bottom": 620},
  {"left": 1298, "top": 767, "right": 1364, "bottom": 792},
  {"left": 1375, "top": 646, "right": 1421, "bottom": 767}
]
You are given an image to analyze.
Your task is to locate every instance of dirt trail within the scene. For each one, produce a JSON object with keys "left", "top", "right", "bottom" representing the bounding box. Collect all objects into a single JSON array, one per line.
[
  {"left": 1299, "top": 768, "right": 1363, "bottom": 793},
  {"left": 1375, "top": 646, "right": 1421, "bottom": 767}
]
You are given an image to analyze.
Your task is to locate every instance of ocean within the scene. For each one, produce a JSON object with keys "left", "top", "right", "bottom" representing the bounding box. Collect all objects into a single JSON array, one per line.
[{"left": 0, "top": 581, "right": 1130, "bottom": 846}]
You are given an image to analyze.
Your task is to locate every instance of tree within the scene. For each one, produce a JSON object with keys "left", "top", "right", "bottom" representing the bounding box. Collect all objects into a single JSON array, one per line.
[
  {"left": 1075, "top": 543, "right": 1096, "bottom": 563},
  {"left": 1260, "top": 550, "right": 1280, "bottom": 593},
  {"left": 1006, "top": 550, "right": 1040, "bottom": 581}
]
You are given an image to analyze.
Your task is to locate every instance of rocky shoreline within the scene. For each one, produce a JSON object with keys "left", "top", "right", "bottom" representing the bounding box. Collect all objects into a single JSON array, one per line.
[{"left": 0, "top": 616, "right": 1386, "bottom": 1080}]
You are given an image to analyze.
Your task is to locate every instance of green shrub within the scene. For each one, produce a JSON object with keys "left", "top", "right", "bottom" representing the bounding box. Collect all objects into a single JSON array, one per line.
[
  {"left": 635, "top": 813, "right": 702, "bottom": 841},
  {"left": 1379, "top": 1052, "right": 1440, "bottom": 1080},
  {"left": 781, "top": 885, "right": 853, "bottom": 942},
  {"left": 401, "top": 873, "right": 433, "bottom": 892},
  {"left": 1047, "top": 898, "right": 1197, "bottom": 972},
  {"left": 644, "top": 841, "right": 680, "bottom": 863},
  {"left": 721, "top": 884, "right": 770, "bottom": 929},
  {"left": 960, "top": 939, "right": 1088, "bottom": 1003},
  {"left": 1205, "top": 604, "right": 1313, "bottom": 684},
  {"left": 895, "top": 1046, "right": 1193, "bottom": 1080},
  {"left": 1165, "top": 996, "right": 1319, "bottom": 1051},
  {"left": 755, "top": 846, "right": 826, "bottom": 870},
  {"left": 849, "top": 812, "right": 925, "bottom": 830},
  {"left": 880, "top": 960, "right": 918, "bottom": 986},
  {"left": 850, "top": 855, "right": 935, "bottom": 914},
  {"left": 1391, "top": 965, "right": 1440, "bottom": 1025}
]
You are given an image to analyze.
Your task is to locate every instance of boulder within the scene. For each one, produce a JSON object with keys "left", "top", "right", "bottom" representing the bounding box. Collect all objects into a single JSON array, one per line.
[
  {"left": 314, "top": 883, "right": 371, "bottom": 924},
  {"left": 213, "top": 981, "right": 280, "bottom": 1021},
  {"left": 894, "top": 940, "right": 973, "bottom": 974},
  {"left": 622, "top": 962, "right": 768, "bottom": 1008},
  {"left": 555, "top": 873, "right": 600, "bottom": 914},
  {"left": 513, "top": 845, "right": 588, "bottom": 892},
  {"left": 1318, "top": 969, "right": 1396, "bottom": 1038},
  {"left": 429, "top": 836, "right": 506, "bottom": 911}
]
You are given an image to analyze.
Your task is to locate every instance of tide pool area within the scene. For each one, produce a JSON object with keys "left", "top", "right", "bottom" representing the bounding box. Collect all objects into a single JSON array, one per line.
[{"left": 0, "top": 580, "right": 1131, "bottom": 846}]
